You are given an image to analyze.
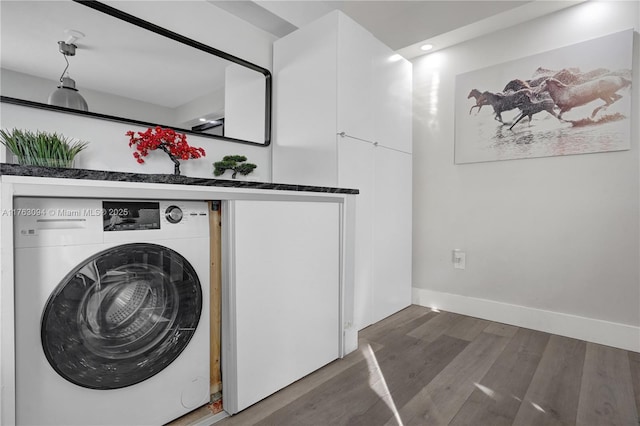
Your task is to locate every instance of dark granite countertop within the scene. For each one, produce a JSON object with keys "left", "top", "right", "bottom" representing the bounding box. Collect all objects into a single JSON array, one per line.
[{"left": 0, "top": 163, "right": 359, "bottom": 194}]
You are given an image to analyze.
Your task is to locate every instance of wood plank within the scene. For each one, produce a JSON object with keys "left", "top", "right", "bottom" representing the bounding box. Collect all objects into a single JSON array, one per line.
[
  {"left": 359, "top": 304, "right": 432, "bottom": 342},
  {"left": 252, "top": 346, "right": 391, "bottom": 425},
  {"left": 348, "top": 334, "right": 470, "bottom": 425},
  {"left": 209, "top": 201, "right": 222, "bottom": 394},
  {"left": 512, "top": 335, "right": 586, "bottom": 426},
  {"left": 369, "top": 310, "right": 439, "bottom": 350},
  {"left": 217, "top": 341, "right": 374, "bottom": 426},
  {"left": 629, "top": 351, "right": 640, "bottom": 420},
  {"left": 449, "top": 328, "right": 550, "bottom": 426},
  {"left": 483, "top": 322, "right": 519, "bottom": 338},
  {"left": 357, "top": 336, "right": 384, "bottom": 353},
  {"left": 255, "top": 334, "right": 468, "bottom": 426},
  {"left": 576, "top": 343, "right": 637, "bottom": 426},
  {"left": 406, "top": 311, "right": 465, "bottom": 343},
  {"left": 392, "top": 331, "right": 510, "bottom": 425},
  {"left": 445, "top": 316, "right": 491, "bottom": 341}
]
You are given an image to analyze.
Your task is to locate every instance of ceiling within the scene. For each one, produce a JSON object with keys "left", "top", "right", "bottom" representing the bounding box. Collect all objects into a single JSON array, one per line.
[
  {"left": 211, "top": 0, "right": 583, "bottom": 58},
  {"left": 256, "top": 0, "right": 532, "bottom": 48}
]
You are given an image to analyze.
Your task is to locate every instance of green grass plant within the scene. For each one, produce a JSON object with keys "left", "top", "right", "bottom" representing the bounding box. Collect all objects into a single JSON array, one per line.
[{"left": 0, "top": 128, "right": 88, "bottom": 168}]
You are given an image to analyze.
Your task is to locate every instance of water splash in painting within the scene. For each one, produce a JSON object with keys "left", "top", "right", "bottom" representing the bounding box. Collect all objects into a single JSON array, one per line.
[{"left": 567, "top": 113, "right": 626, "bottom": 127}]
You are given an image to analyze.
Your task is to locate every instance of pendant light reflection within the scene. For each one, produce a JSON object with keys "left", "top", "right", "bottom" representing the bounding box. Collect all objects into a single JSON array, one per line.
[{"left": 48, "top": 32, "right": 89, "bottom": 112}]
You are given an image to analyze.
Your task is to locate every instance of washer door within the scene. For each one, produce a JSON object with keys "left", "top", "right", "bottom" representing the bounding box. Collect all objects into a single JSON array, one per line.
[{"left": 41, "top": 243, "right": 202, "bottom": 390}]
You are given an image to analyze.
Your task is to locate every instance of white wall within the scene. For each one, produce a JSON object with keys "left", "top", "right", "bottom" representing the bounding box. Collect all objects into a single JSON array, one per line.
[
  {"left": 225, "top": 64, "right": 266, "bottom": 143},
  {"left": 412, "top": 1, "right": 640, "bottom": 351},
  {"left": 173, "top": 87, "right": 226, "bottom": 129}
]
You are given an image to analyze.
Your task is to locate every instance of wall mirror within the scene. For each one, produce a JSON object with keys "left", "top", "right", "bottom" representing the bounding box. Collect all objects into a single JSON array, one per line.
[{"left": 0, "top": 0, "right": 271, "bottom": 146}]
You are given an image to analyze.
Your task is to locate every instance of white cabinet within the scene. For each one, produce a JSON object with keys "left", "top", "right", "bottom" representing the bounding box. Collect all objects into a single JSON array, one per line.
[
  {"left": 338, "top": 142, "right": 412, "bottom": 328},
  {"left": 272, "top": 12, "right": 339, "bottom": 187},
  {"left": 336, "top": 14, "right": 376, "bottom": 143},
  {"left": 373, "top": 147, "right": 412, "bottom": 320},
  {"left": 222, "top": 200, "right": 341, "bottom": 413},
  {"left": 273, "top": 10, "right": 412, "bottom": 331},
  {"left": 338, "top": 138, "right": 375, "bottom": 329},
  {"left": 373, "top": 43, "right": 413, "bottom": 153}
]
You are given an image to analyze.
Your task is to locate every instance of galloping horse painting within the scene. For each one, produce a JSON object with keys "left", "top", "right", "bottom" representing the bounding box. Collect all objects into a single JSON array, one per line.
[{"left": 454, "top": 29, "right": 633, "bottom": 164}]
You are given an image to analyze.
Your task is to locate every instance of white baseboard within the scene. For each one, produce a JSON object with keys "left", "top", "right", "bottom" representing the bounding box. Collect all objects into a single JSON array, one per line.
[{"left": 412, "top": 287, "right": 640, "bottom": 353}]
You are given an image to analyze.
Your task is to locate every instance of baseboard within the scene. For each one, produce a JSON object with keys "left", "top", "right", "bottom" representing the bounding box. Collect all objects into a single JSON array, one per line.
[{"left": 412, "top": 287, "right": 640, "bottom": 353}]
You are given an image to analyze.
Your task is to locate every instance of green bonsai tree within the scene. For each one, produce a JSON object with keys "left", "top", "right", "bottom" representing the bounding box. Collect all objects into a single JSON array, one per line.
[{"left": 213, "top": 155, "right": 257, "bottom": 179}]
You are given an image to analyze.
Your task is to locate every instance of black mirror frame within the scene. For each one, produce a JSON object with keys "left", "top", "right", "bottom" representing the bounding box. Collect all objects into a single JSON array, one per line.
[{"left": 0, "top": 0, "right": 272, "bottom": 147}]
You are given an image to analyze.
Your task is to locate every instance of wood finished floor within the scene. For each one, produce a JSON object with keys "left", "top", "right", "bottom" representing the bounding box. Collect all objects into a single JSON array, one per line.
[{"left": 182, "top": 305, "right": 640, "bottom": 426}]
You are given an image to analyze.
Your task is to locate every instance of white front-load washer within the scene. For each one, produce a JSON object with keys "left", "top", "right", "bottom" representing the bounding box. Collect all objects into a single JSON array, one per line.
[{"left": 13, "top": 197, "right": 210, "bottom": 426}]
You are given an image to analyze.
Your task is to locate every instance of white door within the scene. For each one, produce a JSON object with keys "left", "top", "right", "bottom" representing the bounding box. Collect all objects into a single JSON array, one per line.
[
  {"left": 223, "top": 200, "right": 341, "bottom": 413},
  {"left": 373, "top": 147, "right": 413, "bottom": 322},
  {"left": 337, "top": 12, "right": 376, "bottom": 143},
  {"left": 338, "top": 138, "right": 375, "bottom": 330},
  {"left": 272, "top": 12, "right": 339, "bottom": 187}
]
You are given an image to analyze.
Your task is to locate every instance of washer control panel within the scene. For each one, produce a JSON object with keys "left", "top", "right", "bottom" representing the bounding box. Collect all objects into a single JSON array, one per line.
[
  {"left": 103, "top": 201, "right": 160, "bottom": 231},
  {"left": 13, "top": 198, "right": 210, "bottom": 247},
  {"left": 102, "top": 200, "right": 208, "bottom": 232}
]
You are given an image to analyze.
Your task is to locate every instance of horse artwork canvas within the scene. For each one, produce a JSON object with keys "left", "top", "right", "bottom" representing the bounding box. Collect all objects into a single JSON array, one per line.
[{"left": 454, "top": 29, "right": 633, "bottom": 164}]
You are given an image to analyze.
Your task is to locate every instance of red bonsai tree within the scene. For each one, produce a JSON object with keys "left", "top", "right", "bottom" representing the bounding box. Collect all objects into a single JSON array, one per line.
[{"left": 127, "top": 126, "right": 205, "bottom": 175}]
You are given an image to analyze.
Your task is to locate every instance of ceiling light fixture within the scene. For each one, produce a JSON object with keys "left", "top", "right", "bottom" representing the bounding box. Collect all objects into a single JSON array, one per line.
[
  {"left": 48, "top": 30, "right": 88, "bottom": 112},
  {"left": 420, "top": 44, "right": 434, "bottom": 52}
]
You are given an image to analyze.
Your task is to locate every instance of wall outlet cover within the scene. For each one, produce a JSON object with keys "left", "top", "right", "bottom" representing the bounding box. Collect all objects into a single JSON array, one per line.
[{"left": 453, "top": 250, "right": 466, "bottom": 269}]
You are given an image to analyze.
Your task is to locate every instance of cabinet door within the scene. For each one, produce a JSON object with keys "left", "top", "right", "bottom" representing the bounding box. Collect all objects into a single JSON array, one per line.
[
  {"left": 373, "top": 43, "right": 413, "bottom": 153},
  {"left": 373, "top": 147, "right": 412, "bottom": 322},
  {"left": 223, "top": 200, "right": 340, "bottom": 413},
  {"left": 338, "top": 137, "right": 374, "bottom": 330},
  {"left": 272, "top": 12, "right": 339, "bottom": 186},
  {"left": 337, "top": 13, "right": 376, "bottom": 143}
]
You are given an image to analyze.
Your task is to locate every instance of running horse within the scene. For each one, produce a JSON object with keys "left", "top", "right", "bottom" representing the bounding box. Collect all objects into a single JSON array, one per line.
[
  {"left": 478, "top": 89, "right": 536, "bottom": 124},
  {"left": 467, "top": 89, "right": 488, "bottom": 114},
  {"left": 509, "top": 93, "right": 559, "bottom": 130},
  {"left": 540, "top": 76, "right": 631, "bottom": 120}
]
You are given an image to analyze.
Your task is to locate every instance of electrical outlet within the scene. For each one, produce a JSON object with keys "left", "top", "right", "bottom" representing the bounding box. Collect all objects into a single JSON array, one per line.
[{"left": 452, "top": 250, "right": 466, "bottom": 269}]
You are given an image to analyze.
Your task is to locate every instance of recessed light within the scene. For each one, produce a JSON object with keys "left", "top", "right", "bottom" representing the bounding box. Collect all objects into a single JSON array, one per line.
[
  {"left": 199, "top": 118, "right": 207, "bottom": 122},
  {"left": 420, "top": 44, "right": 434, "bottom": 51},
  {"left": 389, "top": 54, "right": 402, "bottom": 62}
]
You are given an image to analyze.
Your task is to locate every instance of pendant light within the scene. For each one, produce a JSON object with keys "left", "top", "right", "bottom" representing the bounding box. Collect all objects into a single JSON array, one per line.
[{"left": 48, "top": 30, "right": 88, "bottom": 111}]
